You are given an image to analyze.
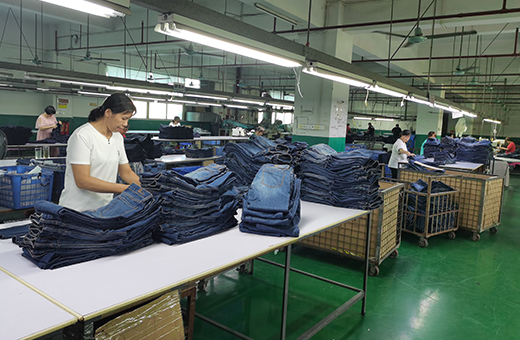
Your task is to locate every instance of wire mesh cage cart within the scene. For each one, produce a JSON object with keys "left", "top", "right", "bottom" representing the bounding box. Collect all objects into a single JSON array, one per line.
[
  {"left": 399, "top": 169, "right": 503, "bottom": 241},
  {"left": 299, "top": 181, "right": 404, "bottom": 276},
  {"left": 402, "top": 176, "right": 460, "bottom": 247}
]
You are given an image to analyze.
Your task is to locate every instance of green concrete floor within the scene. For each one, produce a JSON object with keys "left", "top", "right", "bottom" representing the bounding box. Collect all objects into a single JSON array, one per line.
[{"left": 193, "top": 176, "right": 520, "bottom": 340}]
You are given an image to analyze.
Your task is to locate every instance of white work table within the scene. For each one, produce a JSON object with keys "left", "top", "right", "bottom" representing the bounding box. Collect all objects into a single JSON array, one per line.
[
  {"left": 0, "top": 269, "right": 78, "bottom": 340},
  {"left": 155, "top": 154, "right": 221, "bottom": 164}
]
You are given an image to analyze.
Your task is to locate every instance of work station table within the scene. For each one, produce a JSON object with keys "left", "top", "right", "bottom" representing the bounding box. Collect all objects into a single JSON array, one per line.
[{"left": 0, "top": 202, "right": 371, "bottom": 340}]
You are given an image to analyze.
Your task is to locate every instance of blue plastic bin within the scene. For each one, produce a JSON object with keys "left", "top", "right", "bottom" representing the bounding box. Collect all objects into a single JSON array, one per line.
[
  {"left": 171, "top": 166, "right": 203, "bottom": 175},
  {"left": 0, "top": 165, "right": 54, "bottom": 209}
]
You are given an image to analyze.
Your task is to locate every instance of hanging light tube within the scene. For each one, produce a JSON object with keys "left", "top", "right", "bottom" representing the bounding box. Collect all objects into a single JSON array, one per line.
[
  {"left": 155, "top": 22, "right": 301, "bottom": 68},
  {"left": 482, "top": 118, "right": 501, "bottom": 124},
  {"left": 106, "top": 85, "right": 183, "bottom": 97},
  {"left": 40, "top": 0, "right": 130, "bottom": 18},
  {"left": 374, "top": 118, "right": 395, "bottom": 121},
  {"left": 78, "top": 91, "right": 110, "bottom": 97},
  {"left": 433, "top": 103, "right": 451, "bottom": 111},
  {"left": 197, "top": 102, "right": 223, "bottom": 107},
  {"left": 354, "top": 117, "right": 372, "bottom": 120},
  {"left": 168, "top": 99, "right": 198, "bottom": 105},
  {"left": 461, "top": 111, "right": 477, "bottom": 118},
  {"left": 185, "top": 93, "right": 228, "bottom": 101},
  {"left": 368, "top": 85, "right": 406, "bottom": 98},
  {"left": 227, "top": 104, "right": 249, "bottom": 109},
  {"left": 302, "top": 66, "right": 371, "bottom": 88},
  {"left": 406, "top": 95, "right": 432, "bottom": 106},
  {"left": 233, "top": 98, "right": 265, "bottom": 105}
]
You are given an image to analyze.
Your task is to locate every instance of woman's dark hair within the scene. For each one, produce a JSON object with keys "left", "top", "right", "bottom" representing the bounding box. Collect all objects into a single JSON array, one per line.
[
  {"left": 45, "top": 105, "right": 56, "bottom": 115},
  {"left": 88, "top": 93, "right": 136, "bottom": 122},
  {"left": 402, "top": 129, "right": 411, "bottom": 136},
  {"left": 427, "top": 131, "right": 436, "bottom": 137}
]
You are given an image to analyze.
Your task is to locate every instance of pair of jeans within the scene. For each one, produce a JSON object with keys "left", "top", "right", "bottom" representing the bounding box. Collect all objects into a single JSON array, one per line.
[
  {"left": 239, "top": 164, "right": 301, "bottom": 237},
  {"left": 13, "top": 184, "right": 162, "bottom": 269},
  {"left": 455, "top": 140, "right": 493, "bottom": 164}
]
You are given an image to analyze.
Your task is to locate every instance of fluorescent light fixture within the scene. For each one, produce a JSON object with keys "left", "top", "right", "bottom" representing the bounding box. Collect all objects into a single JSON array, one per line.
[
  {"left": 369, "top": 85, "right": 406, "bottom": 98},
  {"left": 78, "top": 91, "right": 110, "bottom": 97},
  {"left": 40, "top": 0, "right": 130, "bottom": 18},
  {"left": 106, "top": 85, "right": 183, "bottom": 97},
  {"left": 452, "top": 111, "right": 463, "bottom": 119},
  {"left": 168, "top": 99, "right": 198, "bottom": 105},
  {"left": 227, "top": 104, "right": 249, "bottom": 109},
  {"left": 130, "top": 96, "right": 166, "bottom": 101},
  {"left": 461, "top": 111, "right": 478, "bottom": 118},
  {"left": 233, "top": 98, "right": 265, "bottom": 105},
  {"left": 302, "top": 67, "right": 370, "bottom": 88},
  {"left": 185, "top": 93, "right": 228, "bottom": 101},
  {"left": 406, "top": 95, "right": 432, "bottom": 106},
  {"left": 155, "top": 22, "right": 301, "bottom": 68},
  {"left": 433, "top": 103, "right": 451, "bottom": 111},
  {"left": 354, "top": 117, "right": 372, "bottom": 120},
  {"left": 254, "top": 3, "right": 299, "bottom": 26},
  {"left": 0, "top": 83, "right": 10, "bottom": 87},
  {"left": 482, "top": 118, "right": 501, "bottom": 124},
  {"left": 375, "top": 118, "right": 395, "bottom": 121},
  {"left": 25, "top": 76, "right": 109, "bottom": 88},
  {"left": 198, "top": 102, "right": 223, "bottom": 107}
]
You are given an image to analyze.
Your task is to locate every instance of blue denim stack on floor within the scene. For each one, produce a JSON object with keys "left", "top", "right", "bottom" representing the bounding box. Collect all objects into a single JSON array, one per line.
[
  {"left": 141, "top": 164, "right": 240, "bottom": 245},
  {"left": 455, "top": 139, "right": 493, "bottom": 164},
  {"left": 440, "top": 136, "right": 459, "bottom": 154},
  {"left": 13, "top": 184, "right": 162, "bottom": 269},
  {"left": 299, "top": 144, "right": 383, "bottom": 210},
  {"left": 223, "top": 135, "right": 307, "bottom": 185},
  {"left": 423, "top": 138, "right": 441, "bottom": 158},
  {"left": 405, "top": 179, "right": 457, "bottom": 233},
  {"left": 240, "top": 164, "right": 301, "bottom": 237}
]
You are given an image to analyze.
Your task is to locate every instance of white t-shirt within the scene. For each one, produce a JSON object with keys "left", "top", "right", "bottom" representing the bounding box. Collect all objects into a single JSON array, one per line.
[
  {"left": 169, "top": 122, "right": 181, "bottom": 127},
  {"left": 389, "top": 138, "right": 409, "bottom": 169},
  {"left": 59, "top": 123, "right": 128, "bottom": 212}
]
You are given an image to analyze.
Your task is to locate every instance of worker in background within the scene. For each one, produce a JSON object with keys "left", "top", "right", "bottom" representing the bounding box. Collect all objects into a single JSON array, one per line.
[
  {"left": 59, "top": 93, "right": 140, "bottom": 212},
  {"left": 420, "top": 131, "right": 437, "bottom": 155},
  {"left": 346, "top": 123, "right": 352, "bottom": 136},
  {"left": 36, "top": 105, "right": 61, "bottom": 156},
  {"left": 499, "top": 137, "right": 516, "bottom": 154},
  {"left": 391, "top": 124, "right": 402, "bottom": 139},
  {"left": 366, "top": 122, "right": 375, "bottom": 137},
  {"left": 255, "top": 126, "right": 265, "bottom": 136},
  {"left": 389, "top": 130, "right": 416, "bottom": 179},
  {"left": 169, "top": 116, "right": 182, "bottom": 127}
]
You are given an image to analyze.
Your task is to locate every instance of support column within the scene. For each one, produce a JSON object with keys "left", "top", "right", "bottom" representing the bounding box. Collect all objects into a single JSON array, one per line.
[{"left": 293, "top": 1, "right": 352, "bottom": 152}]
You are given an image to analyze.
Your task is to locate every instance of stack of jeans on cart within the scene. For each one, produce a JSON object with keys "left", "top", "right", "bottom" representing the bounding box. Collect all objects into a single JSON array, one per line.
[
  {"left": 455, "top": 139, "right": 493, "bottom": 164},
  {"left": 141, "top": 164, "right": 239, "bottom": 244},
  {"left": 440, "top": 136, "right": 459, "bottom": 154},
  {"left": 299, "top": 144, "right": 382, "bottom": 210},
  {"left": 423, "top": 138, "right": 441, "bottom": 158},
  {"left": 13, "top": 184, "right": 162, "bottom": 269},
  {"left": 240, "top": 164, "right": 301, "bottom": 237},
  {"left": 405, "top": 179, "right": 457, "bottom": 233},
  {"left": 433, "top": 151, "right": 456, "bottom": 165}
]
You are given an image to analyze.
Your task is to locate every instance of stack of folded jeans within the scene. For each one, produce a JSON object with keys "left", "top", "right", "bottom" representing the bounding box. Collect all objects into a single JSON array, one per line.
[
  {"left": 433, "top": 151, "right": 456, "bottom": 165},
  {"left": 13, "top": 184, "right": 162, "bottom": 269},
  {"left": 405, "top": 179, "right": 457, "bottom": 233},
  {"left": 185, "top": 148, "right": 213, "bottom": 158},
  {"left": 423, "top": 138, "right": 441, "bottom": 158},
  {"left": 141, "top": 164, "right": 240, "bottom": 244},
  {"left": 455, "top": 139, "right": 493, "bottom": 164},
  {"left": 299, "top": 144, "right": 383, "bottom": 210},
  {"left": 240, "top": 164, "right": 301, "bottom": 237},
  {"left": 440, "top": 136, "right": 459, "bottom": 154}
]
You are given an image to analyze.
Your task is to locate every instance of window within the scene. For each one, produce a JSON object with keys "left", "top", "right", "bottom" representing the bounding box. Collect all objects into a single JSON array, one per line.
[
  {"left": 132, "top": 100, "right": 147, "bottom": 119},
  {"left": 167, "top": 103, "right": 184, "bottom": 120},
  {"left": 149, "top": 101, "right": 167, "bottom": 119},
  {"left": 274, "top": 112, "right": 293, "bottom": 125}
]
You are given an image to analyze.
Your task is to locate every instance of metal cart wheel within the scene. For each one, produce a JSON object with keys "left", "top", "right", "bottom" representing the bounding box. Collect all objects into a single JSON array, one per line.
[
  {"left": 471, "top": 233, "right": 481, "bottom": 242},
  {"left": 447, "top": 232, "right": 456, "bottom": 240},
  {"left": 490, "top": 227, "right": 498, "bottom": 234},
  {"left": 389, "top": 250, "right": 399, "bottom": 258},
  {"left": 418, "top": 237, "right": 429, "bottom": 247},
  {"left": 369, "top": 265, "right": 380, "bottom": 276}
]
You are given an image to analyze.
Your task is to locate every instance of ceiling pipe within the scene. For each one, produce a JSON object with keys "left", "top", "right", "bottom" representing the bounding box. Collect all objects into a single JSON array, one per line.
[
  {"left": 273, "top": 7, "right": 520, "bottom": 34},
  {"left": 387, "top": 72, "right": 520, "bottom": 78}
]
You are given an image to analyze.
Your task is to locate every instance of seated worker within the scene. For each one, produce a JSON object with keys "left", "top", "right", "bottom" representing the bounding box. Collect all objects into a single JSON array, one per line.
[
  {"left": 255, "top": 126, "right": 265, "bottom": 136},
  {"left": 420, "top": 131, "right": 436, "bottom": 155},
  {"left": 169, "top": 116, "right": 182, "bottom": 127},
  {"left": 499, "top": 137, "right": 516, "bottom": 154}
]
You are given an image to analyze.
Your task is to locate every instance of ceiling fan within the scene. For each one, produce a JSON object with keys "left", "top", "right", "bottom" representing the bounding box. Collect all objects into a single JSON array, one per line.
[
  {"left": 74, "top": 15, "right": 120, "bottom": 63},
  {"left": 374, "top": 0, "right": 477, "bottom": 47}
]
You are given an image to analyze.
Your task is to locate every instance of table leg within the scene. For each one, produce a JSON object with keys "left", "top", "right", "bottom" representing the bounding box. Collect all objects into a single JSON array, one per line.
[
  {"left": 361, "top": 212, "right": 372, "bottom": 315},
  {"left": 181, "top": 286, "right": 197, "bottom": 340},
  {"left": 281, "top": 244, "right": 292, "bottom": 340}
]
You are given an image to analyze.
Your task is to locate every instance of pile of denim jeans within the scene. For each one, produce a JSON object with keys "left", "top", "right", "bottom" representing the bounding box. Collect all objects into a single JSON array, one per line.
[
  {"left": 13, "top": 184, "right": 162, "bottom": 269},
  {"left": 455, "top": 139, "right": 493, "bottom": 164},
  {"left": 141, "top": 164, "right": 239, "bottom": 244},
  {"left": 423, "top": 138, "right": 441, "bottom": 158},
  {"left": 299, "top": 144, "right": 382, "bottom": 210},
  {"left": 500, "top": 150, "right": 520, "bottom": 159},
  {"left": 159, "top": 125, "right": 194, "bottom": 139},
  {"left": 440, "top": 136, "right": 459, "bottom": 154},
  {"left": 433, "top": 151, "right": 456, "bottom": 165},
  {"left": 405, "top": 179, "right": 457, "bottom": 234},
  {"left": 240, "top": 164, "right": 301, "bottom": 237},
  {"left": 185, "top": 147, "right": 213, "bottom": 158}
]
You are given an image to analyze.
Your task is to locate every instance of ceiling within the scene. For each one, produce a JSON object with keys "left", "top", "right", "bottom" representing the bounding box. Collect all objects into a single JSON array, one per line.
[{"left": 0, "top": 0, "right": 519, "bottom": 122}]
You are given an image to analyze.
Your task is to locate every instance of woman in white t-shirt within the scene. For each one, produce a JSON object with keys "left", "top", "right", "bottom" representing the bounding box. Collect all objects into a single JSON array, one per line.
[
  {"left": 169, "top": 116, "right": 181, "bottom": 127},
  {"left": 59, "top": 93, "right": 140, "bottom": 211},
  {"left": 388, "top": 129, "right": 416, "bottom": 179}
]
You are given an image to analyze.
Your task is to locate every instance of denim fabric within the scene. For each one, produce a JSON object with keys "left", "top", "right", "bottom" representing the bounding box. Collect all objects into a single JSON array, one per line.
[
  {"left": 405, "top": 179, "right": 458, "bottom": 233},
  {"left": 13, "top": 184, "right": 162, "bottom": 269},
  {"left": 406, "top": 159, "right": 445, "bottom": 173},
  {"left": 0, "top": 224, "right": 30, "bottom": 239},
  {"left": 440, "top": 136, "right": 459, "bottom": 154},
  {"left": 185, "top": 148, "right": 213, "bottom": 158},
  {"left": 433, "top": 151, "right": 456, "bottom": 165},
  {"left": 147, "top": 164, "right": 240, "bottom": 245},
  {"left": 299, "top": 144, "right": 383, "bottom": 210},
  {"left": 423, "top": 138, "right": 441, "bottom": 158},
  {"left": 455, "top": 140, "right": 492, "bottom": 164},
  {"left": 159, "top": 125, "right": 194, "bottom": 139},
  {"left": 239, "top": 164, "right": 301, "bottom": 237}
]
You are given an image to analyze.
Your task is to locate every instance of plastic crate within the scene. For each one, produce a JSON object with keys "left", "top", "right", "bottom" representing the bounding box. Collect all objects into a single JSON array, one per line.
[
  {"left": 143, "top": 160, "right": 166, "bottom": 173},
  {"left": 31, "top": 159, "right": 66, "bottom": 202},
  {"left": 0, "top": 165, "right": 54, "bottom": 209},
  {"left": 171, "top": 166, "right": 203, "bottom": 176}
]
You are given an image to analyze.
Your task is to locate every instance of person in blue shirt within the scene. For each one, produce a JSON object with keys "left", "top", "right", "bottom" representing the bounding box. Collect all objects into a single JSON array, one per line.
[{"left": 420, "top": 131, "right": 436, "bottom": 155}]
